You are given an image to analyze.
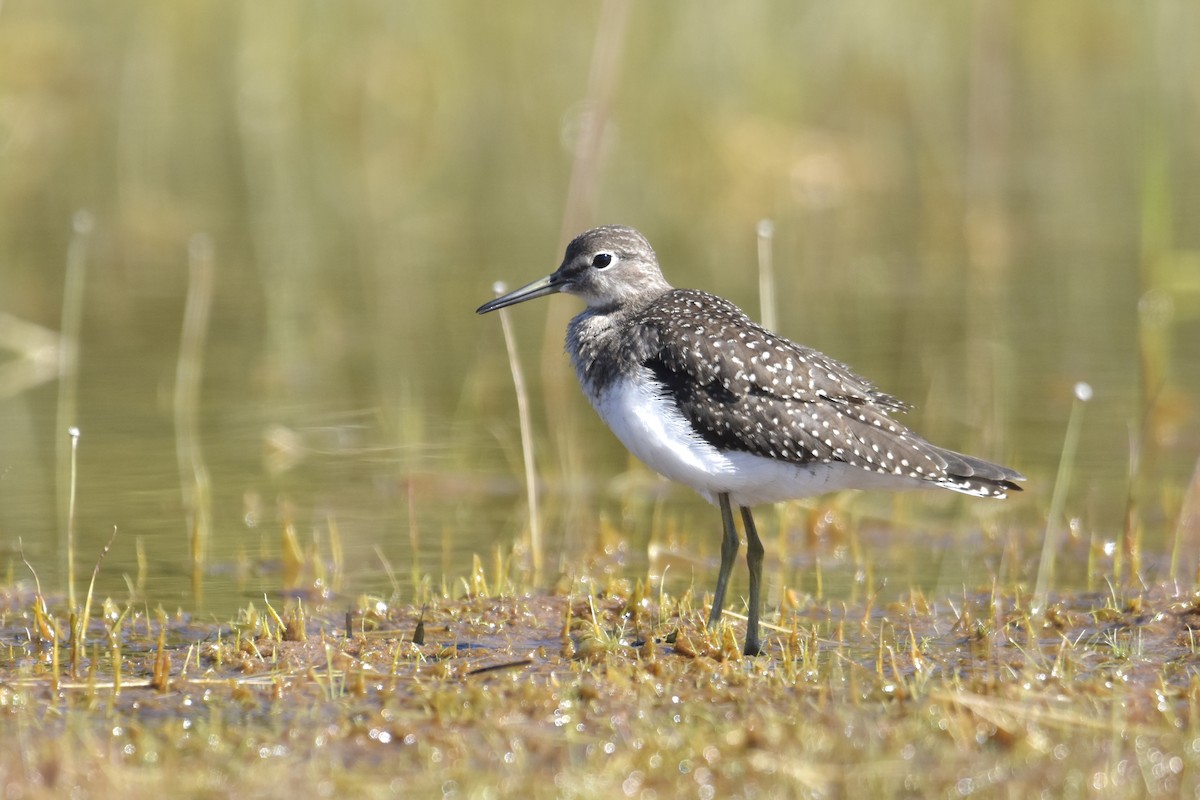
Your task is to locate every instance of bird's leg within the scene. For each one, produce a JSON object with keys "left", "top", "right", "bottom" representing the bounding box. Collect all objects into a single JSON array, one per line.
[
  {"left": 708, "top": 493, "right": 739, "bottom": 632},
  {"left": 740, "top": 506, "right": 764, "bottom": 656}
]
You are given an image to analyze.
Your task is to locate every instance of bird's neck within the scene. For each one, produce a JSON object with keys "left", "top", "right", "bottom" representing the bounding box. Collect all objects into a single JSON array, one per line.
[{"left": 566, "top": 302, "right": 642, "bottom": 395}]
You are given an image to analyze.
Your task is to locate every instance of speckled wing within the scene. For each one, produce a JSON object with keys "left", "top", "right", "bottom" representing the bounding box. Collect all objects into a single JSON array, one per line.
[
  {"left": 632, "top": 289, "right": 1023, "bottom": 497},
  {"left": 635, "top": 290, "right": 905, "bottom": 408}
]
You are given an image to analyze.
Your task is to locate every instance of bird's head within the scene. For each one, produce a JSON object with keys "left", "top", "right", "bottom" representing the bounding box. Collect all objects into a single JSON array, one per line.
[{"left": 476, "top": 225, "right": 672, "bottom": 314}]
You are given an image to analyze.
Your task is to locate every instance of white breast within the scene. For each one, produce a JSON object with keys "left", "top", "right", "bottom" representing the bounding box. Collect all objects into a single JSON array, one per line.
[{"left": 589, "top": 370, "right": 920, "bottom": 508}]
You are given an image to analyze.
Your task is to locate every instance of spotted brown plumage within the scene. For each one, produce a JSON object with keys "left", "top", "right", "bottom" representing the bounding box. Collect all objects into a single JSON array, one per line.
[
  {"left": 631, "top": 289, "right": 1021, "bottom": 498},
  {"left": 478, "top": 224, "right": 1025, "bottom": 656}
]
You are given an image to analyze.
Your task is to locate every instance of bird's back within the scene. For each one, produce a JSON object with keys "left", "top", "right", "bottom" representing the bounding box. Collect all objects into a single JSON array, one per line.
[{"left": 619, "top": 289, "right": 1022, "bottom": 498}]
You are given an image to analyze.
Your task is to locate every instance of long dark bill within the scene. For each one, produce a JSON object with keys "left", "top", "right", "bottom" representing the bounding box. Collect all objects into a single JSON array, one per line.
[{"left": 476, "top": 274, "right": 562, "bottom": 314}]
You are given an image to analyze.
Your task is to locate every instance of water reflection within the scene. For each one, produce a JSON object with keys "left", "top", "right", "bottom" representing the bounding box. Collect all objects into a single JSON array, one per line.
[{"left": 0, "top": 3, "right": 1197, "bottom": 615}]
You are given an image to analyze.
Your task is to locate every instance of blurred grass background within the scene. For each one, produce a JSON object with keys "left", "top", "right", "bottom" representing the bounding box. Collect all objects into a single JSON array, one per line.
[{"left": 0, "top": 1, "right": 1197, "bottom": 608}]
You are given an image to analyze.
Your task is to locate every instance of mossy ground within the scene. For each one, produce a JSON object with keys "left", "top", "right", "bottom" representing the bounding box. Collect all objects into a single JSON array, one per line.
[{"left": 4, "top": 560, "right": 1200, "bottom": 799}]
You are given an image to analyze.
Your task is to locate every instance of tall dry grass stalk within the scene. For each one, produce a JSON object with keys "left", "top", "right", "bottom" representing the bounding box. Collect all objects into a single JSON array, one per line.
[
  {"left": 57, "top": 211, "right": 93, "bottom": 604},
  {"left": 495, "top": 282, "right": 543, "bottom": 584},
  {"left": 65, "top": 427, "right": 80, "bottom": 609},
  {"left": 1032, "top": 382, "right": 1092, "bottom": 613},
  {"left": 176, "top": 234, "right": 215, "bottom": 598},
  {"left": 756, "top": 219, "right": 777, "bottom": 331}
]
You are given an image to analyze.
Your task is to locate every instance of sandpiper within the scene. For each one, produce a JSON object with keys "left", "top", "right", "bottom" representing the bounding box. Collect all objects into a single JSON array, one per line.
[{"left": 477, "top": 225, "right": 1023, "bottom": 656}]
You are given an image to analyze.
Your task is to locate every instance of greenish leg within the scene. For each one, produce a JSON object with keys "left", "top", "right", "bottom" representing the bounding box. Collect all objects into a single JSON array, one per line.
[
  {"left": 708, "top": 493, "right": 739, "bottom": 630},
  {"left": 741, "top": 505, "right": 764, "bottom": 656}
]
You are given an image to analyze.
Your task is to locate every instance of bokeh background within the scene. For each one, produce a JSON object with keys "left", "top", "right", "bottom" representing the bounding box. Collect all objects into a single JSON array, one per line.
[{"left": 1, "top": 1, "right": 1197, "bottom": 611}]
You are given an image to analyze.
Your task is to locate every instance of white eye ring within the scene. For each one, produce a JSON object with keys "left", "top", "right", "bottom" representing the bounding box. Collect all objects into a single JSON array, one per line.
[{"left": 591, "top": 253, "right": 614, "bottom": 269}]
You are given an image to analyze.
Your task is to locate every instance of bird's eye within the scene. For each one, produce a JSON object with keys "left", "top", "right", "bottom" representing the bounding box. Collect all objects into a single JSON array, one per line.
[{"left": 591, "top": 253, "right": 613, "bottom": 269}]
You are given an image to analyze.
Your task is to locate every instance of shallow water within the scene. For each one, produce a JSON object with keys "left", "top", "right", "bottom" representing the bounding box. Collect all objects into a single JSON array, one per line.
[{"left": 0, "top": 2, "right": 1197, "bottom": 616}]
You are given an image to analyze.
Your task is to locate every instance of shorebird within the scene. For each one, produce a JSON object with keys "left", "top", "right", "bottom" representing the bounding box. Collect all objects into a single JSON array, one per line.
[{"left": 477, "top": 225, "right": 1023, "bottom": 655}]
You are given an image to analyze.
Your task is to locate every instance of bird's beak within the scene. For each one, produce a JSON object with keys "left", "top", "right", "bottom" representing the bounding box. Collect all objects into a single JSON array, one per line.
[{"left": 476, "top": 273, "right": 563, "bottom": 314}]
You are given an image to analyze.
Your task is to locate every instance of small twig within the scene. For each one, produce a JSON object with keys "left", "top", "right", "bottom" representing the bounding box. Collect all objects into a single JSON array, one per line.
[{"left": 466, "top": 659, "right": 533, "bottom": 677}]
